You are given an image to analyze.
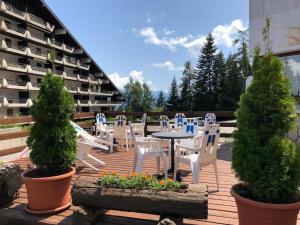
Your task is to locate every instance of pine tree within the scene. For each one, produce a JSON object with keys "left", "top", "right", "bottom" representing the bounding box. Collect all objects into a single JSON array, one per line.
[
  {"left": 156, "top": 90, "right": 166, "bottom": 110},
  {"left": 124, "top": 77, "right": 134, "bottom": 111},
  {"left": 131, "top": 81, "right": 143, "bottom": 111},
  {"left": 180, "top": 61, "right": 194, "bottom": 111},
  {"left": 225, "top": 54, "right": 244, "bottom": 110},
  {"left": 213, "top": 52, "right": 228, "bottom": 110},
  {"left": 167, "top": 77, "right": 179, "bottom": 111},
  {"left": 193, "top": 33, "right": 218, "bottom": 111},
  {"left": 142, "top": 83, "right": 154, "bottom": 111}
]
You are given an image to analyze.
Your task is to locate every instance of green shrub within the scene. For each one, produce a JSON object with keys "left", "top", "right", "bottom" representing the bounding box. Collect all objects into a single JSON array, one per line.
[
  {"left": 27, "top": 72, "right": 77, "bottom": 176},
  {"left": 232, "top": 20, "right": 300, "bottom": 203}
]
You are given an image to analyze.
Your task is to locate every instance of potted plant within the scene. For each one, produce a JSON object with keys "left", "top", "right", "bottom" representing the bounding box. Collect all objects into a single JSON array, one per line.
[
  {"left": 21, "top": 72, "right": 77, "bottom": 214},
  {"left": 231, "top": 18, "right": 300, "bottom": 225}
]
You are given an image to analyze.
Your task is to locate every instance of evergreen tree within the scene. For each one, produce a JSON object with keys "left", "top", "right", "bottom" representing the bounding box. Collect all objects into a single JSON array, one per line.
[
  {"left": 225, "top": 54, "right": 244, "bottom": 110},
  {"left": 180, "top": 61, "right": 194, "bottom": 111},
  {"left": 193, "top": 33, "right": 218, "bottom": 111},
  {"left": 124, "top": 77, "right": 134, "bottom": 111},
  {"left": 167, "top": 77, "right": 179, "bottom": 111},
  {"left": 131, "top": 81, "right": 143, "bottom": 111},
  {"left": 142, "top": 83, "right": 154, "bottom": 111},
  {"left": 156, "top": 90, "right": 166, "bottom": 109}
]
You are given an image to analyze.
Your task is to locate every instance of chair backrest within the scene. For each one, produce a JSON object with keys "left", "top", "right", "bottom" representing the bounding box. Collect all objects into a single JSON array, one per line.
[
  {"left": 96, "top": 113, "right": 106, "bottom": 125},
  {"left": 141, "top": 113, "right": 147, "bottom": 126},
  {"left": 159, "top": 115, "right": 169, "bottom": 130},
  {"left": 113, "top": 125, "right": 127, "bottom": 138},
  {"left": 204, "top": 113, "right": 216, "bottom": 126},
  {"left": 199, "top": 124, "right": 220, "bottom": 166},
  {"left": 174, "top": 113, "right": 186, "bottom": 128},
  {"left": 115, "top": 115, "right": 126, "bottom": 127},
  {"left": 182, "top": 118, "right": 198, "bottom": 135}
]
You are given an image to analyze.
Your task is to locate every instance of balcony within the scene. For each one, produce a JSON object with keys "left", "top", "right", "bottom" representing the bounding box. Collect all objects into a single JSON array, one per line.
[
  {"left": 1, "top": 21, "right": 27, "bottom": 38},
  {"left": 65, "top": 85, "right": 78, "bottom": 94},
  {"left": 88, "top": 75, "right": 100, "bottom": 84},
  {"left": 79, "top": 87, "right": 89, "bottom": 94},
  {"left": 93, "top": 100, "right": 123, "bottom": 106},
  {"left": 27, "top": 31, "right": 47, "bottom": 45},
  {"left": 28, "top": 81, "right": 40, "bottom": 91},
  {"left": 0, "top": 1, "right": 26, "bottom": 20},
  {"left": 1, "top": 59, "right": 28, "bottom": 72},
  {"left": 29, "top": 65, "right": 49, "bottom": 75},
  {"left": 0, "top": 78, "right": 28, "bottom": 90},
  {"left": 63, "top": 44, "right": 74, "bottom": 53},
  {"left": 1, "top": 97, "right": 32, "bottom": 108},
  {"left": 78, "top": 74, "right": 88, "bottom": 82},
  {"left": 48, "top": 53, "right": 63, "bottom": 64},
  {"left": 28, "top": 48, "right": 47, "bottom": 60},
  {"left": 64, "top": 72, "right": 78, "bottom": 81},
  {"left": 79, "top": 99, "right": 90, "bottom": 106},
  {"left": 53, "top": 69, "right": 64, "bottom": 76},
  {"left": 77, "top": 61, "right": 90, "bottom": 70},
  {"left": 0, "top": 39, "right": 27, "bottom": 55},
  {"left": 63, "top": 56, "right": 77, "bottom": 68},
  {"left": 26, "top": 13, "right": 52, "bottom": 31},
  {"left": 50, "top": 39, "right": 64, "bottom": 50}
]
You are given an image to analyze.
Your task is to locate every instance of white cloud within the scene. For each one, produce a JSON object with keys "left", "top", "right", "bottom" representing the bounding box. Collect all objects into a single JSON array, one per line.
[
  {"left": 153, "top": 61, "right": 183, "bottom": 71},
  {"left": 108, "top": 70, "right": 154, "bottom": 90},
  {"left": 137, "top": 19, "right": 247, "bottom": 56}
]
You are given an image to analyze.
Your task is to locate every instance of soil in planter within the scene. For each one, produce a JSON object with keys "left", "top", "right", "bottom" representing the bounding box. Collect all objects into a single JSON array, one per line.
[
  {"left": 233, "top": 183, "right": 300, "bottom": 204},
  {"left": 24, "top": 167, "right": 73, "bottom": 178}
]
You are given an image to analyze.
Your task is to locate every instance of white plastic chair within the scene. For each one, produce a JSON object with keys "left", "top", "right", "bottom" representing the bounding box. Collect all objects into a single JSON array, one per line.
[
  {"left": 115, "top": 115, "right": 127, "bottom": 127},
  {"left": 130, "top": 126, "right": 168, "bottom": 177},
  {"left": 204, "top": 113, "right": 216, "bottom": 126},
  {"left": 159, "top": 115, "right": 170, "bottom": 131},
  {"left": 174, "top": 113, "right": 186, "bottom": 128},
  {"left": 112, "top": 125, "right": 129, "bottom": 151},
  {"left": 174, "top": 124, "right": 220, "bottom": 191},
  {"left": 95, "top": 113, "right": 107, "bottom": 136},
  {"left": 71, "top": 121, "right": 114, "bottom": 170}
]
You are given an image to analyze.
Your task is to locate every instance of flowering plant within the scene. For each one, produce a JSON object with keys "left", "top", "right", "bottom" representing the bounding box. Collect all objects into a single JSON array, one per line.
[{"left": 97, "top": 171, "right": 187, "bottom": 192}]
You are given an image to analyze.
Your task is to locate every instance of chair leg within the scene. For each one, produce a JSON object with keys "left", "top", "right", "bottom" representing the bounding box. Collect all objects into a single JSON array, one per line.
[
  {"left": 156, "top": 157, "right": 160, "bottom": 174},
  {"left": 214, "top": 162, "right": 220, "bottom": 191},
  {"left": 191, "top": 162, "right": 200, "bottom": 184},
  {"left": 133, "top": 152, "right": 137, "bottom": 172},
  {"left": 136, "top": 154, "right": 144, "bottom": 173}
]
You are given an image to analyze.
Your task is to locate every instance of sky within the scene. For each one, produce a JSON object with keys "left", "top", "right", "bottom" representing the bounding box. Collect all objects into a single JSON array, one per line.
[{"left": 45, "top": 0, "right": 249, "bottom": 93}]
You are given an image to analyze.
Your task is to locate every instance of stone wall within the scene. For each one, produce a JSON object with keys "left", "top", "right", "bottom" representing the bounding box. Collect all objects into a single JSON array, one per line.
[{"left": 0, "top": 163, "right": 23, "bottom": 205}]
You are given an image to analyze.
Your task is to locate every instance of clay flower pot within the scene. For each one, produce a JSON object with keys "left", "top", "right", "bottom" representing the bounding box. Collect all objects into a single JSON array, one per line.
[
  {"left": 21, "top": 167, "right": 75, "bottom": 215},
  {"left": 231, "top": 184, "right": 300, "bottom": 225}
]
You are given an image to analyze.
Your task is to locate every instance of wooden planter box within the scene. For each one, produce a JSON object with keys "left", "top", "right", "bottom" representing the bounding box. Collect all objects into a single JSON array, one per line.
[{"left": 72, "top": 178, "right": 208, "bottom": 225}]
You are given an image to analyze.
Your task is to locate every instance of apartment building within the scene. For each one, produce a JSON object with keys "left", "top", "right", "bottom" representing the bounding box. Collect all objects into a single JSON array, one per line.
[{"left": 0, "top": 0, "right": 124, "bottom": 117}]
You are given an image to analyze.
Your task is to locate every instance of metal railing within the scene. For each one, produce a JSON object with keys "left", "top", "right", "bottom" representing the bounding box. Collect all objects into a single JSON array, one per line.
[
  {"left": 80, "top": 87, "right": 89, "bottom": 92},
  {"left": 3, "top": 1, "right": 25, "bottom": 16},
  {"left": 4, "top": 41, "right": 26, "bottom": 51},
  {"left": 64, "top": 44, "right": 73, "bottom": 51},
  {"left": 7, "top": 59, "right": 27, "bottom": 68},
  {"left": 5, "top": 21, "right": 26, "bottom": 34},
  {"left": 53, "top": 39, "right": 63, "bottom": 47},
  {"left": 31, "top": 66, "right": 48, "bottom": 72},
  {"left": 30, "top": 31, "right": 46, "bottom": 41},
  {"left": 80, "top": 100, "right": 89, "bottom": 104},
  {"left": 66, "top": 86, "right": 77, "bottom": 91},
  {"left": 6, "top": 79, "right": 28, "bottom": 86},
  {"left": 6, "top": 98, "right": 28, "bottom": 104},
  {"left": 65, "top": 56, "right": 76, "bottom": 65},
  {"left": 28, "top": 13, "right": 46, "bottom": 26},
  {"left": 79, "top": 75, "right": 88, "bottom": 80},
  {"left": 55, "top": 55, "right": 63, "bottom": 61}
]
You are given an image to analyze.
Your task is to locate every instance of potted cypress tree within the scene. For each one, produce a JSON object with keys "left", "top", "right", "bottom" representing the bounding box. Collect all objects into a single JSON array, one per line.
[
  {"left": 231, "top": 18, "right": 300, "bottom": 225},
  {"left": 21, "top": 72, "right": 77, "bottom": 214}
]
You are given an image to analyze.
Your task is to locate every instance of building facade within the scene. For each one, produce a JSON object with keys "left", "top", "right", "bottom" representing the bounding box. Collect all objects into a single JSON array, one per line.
[
  {"left": 0, "top": 0, "right": 124, "bottom": 117},
  {"left": 250, "top": 0, "right": 300, "bottom": 97}
]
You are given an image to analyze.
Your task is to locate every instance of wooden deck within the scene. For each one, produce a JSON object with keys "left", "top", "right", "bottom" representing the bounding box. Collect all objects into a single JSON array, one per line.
[{"left": 1, "top": 143, "right": 299, "bottom": 225}]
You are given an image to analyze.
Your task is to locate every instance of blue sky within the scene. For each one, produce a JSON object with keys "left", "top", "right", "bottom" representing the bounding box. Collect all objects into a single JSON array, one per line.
[{"left": 45, "top": 0, "right": 248, "bottom": 93}]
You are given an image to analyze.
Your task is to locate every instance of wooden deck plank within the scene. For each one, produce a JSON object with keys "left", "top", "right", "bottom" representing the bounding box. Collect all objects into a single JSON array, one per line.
[{"left": 1, "top": 143, "right": 300, "bottom": 225}]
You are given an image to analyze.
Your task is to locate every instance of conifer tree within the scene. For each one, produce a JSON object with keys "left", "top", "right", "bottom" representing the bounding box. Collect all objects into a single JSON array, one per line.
[
  {"left": 156, "top": 90, "right": 166, "bottom": 109},
  {"left": 167, "top": 77, "right": 179, "bottom": 111},
  {"left": 180, "top": 61, "right": 194, "bottom": 111},
  {"left": 142, "top": 83, "right": 154, "bottom": 111},
  {"left": 193, "top": 33, "right": 218, "bottom": 111}
]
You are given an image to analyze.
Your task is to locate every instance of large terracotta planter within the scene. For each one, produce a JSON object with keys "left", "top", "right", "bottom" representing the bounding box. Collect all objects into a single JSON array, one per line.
[
  {"left": 21, "top": 167, "right": 75, "bottom": 215},
  {"left": 231, "top": 184, "right": 300, "bottom": 225}
]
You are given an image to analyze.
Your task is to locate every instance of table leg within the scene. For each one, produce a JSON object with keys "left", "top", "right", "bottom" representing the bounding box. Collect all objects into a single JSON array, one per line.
[{"left": 170, "top": 138, "right": 175, "bottom": 173}]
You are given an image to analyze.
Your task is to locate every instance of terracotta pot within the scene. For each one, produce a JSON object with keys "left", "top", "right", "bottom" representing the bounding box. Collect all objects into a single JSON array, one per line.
[
  {"left": 231, "top": 184, "right": 300, "bottom": 225},
  {"left": 21, "top": 167, "right": 75, "bottom": 215}
]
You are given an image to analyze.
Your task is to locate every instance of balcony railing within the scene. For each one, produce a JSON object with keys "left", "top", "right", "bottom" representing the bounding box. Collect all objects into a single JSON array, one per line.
[
  {"left": 5, "top": 22, "right": 26, "bottom": 34},
  {"left": 4, "top": 41, "right": 26, "bottom": 51},
  {"left": 64, "top": 44, "right": 74, "bottom": 51},
  {"left": 7, "top": 59, "right": 27, "bottom": 69},
  {"left": 6, "top": 98, "right": 28, "bottom": 104},
  {"left": 65, "top": 57, "right": 77, "bottom": 65},
  {"left": 54, "top": 39, "right": 63, "bottom": 47},
  {"left": 31, "top": 81, "right": 40, "bottom": 88},
  {"left": 30, "top": 31, "right": 46, "bottom": 41},
  {"left": 6, "top": 79, "right": 27, "bottom": 86},
  {"left": 54, "top": 69, "right": 64, "bottom": 75},
  {"left": 28, "top": 13, "right": 46, "bottom": 26},
  {"left": 31, "top": 66, "right": 48, "bottom": 72},
  {"left": 4, "top": 2, "right": 25, "bottom": 17},
  {"left": 66, "top": 86, "right": 77, "bottom": 91},
  {"left": 101, "top": 90, "right": 113, "bottom": 94},
  {"left": 55, "top": 55, "right": 63, "bottom": 61},
  {"left": 79, "top": 75, "right": 88, "bottom": 80},
  {"left": 32, "top": 49, "right": 47, "bottom": 57},
  {"left": 80, "top": 87, "right": 89, "bottom": 92},
  {"left": 80, "top": 100, "right": 89, "bottom": 104}
]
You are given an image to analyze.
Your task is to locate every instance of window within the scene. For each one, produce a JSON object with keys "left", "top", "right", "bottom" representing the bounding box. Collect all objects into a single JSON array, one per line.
[
  {"left": 5, "top": 38, "right": 12, "bottom": 48},
  {"left": 36, "top": 62, "right": 42, "bottom": 67},
  {"left": 281, "top": 55, "right": 300, "bottom": 96}
]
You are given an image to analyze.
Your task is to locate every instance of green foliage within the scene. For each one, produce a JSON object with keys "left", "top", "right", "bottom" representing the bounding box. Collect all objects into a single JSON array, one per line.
[
  {"left": 27, "top": 72, "right": 77, "bottom": 175},
  {"left": 232, "top": 46, "right": 300, "bottom": 203},
  {"left": 123, "top": 78, "right": 154, "bottom": 112},
  {"left": 167, "top": 77, "right": 179, "bottom": 111},
  {"left": 98, "top": 172, "right": 187, "bottom": 192},
  {"left": 156, "top": 90, "right": 166, "bottom": 110},
  {"left": 179, "top": 61, "right": 194, "bottom": 111}
]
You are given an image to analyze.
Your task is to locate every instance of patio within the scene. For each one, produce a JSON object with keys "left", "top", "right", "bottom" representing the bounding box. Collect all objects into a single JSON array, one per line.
[{"left": 0, "top": 143, "right": 241, "bottom": 225}]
